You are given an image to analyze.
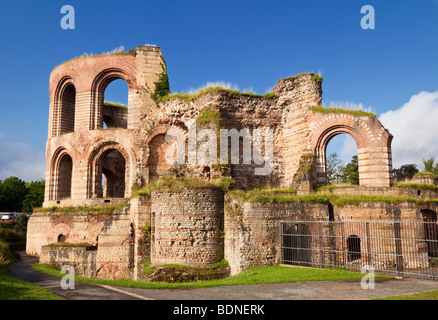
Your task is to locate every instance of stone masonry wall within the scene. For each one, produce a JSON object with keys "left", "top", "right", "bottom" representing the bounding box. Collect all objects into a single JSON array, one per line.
[{"left": 151, "top": 188, "right": 225, "bottom": 267}]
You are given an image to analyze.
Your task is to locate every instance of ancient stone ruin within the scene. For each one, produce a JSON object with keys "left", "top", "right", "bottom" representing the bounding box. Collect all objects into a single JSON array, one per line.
[{"left": 26, "top": 45, "right": 438, "bottom": 280}]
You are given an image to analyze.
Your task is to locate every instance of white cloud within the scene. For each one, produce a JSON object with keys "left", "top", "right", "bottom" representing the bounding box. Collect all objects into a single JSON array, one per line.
[
  {"left": 0, "top": 138, "right": 46, "bottom": 182},
  {"left": 185, "top": 81, "right": 240, "bottom": 94},
  {"left": 379, "top": 91, "right": 438, "bottom": 169},
  {"left": 323, "top": 100, "right": 374, "bottom": 114}
]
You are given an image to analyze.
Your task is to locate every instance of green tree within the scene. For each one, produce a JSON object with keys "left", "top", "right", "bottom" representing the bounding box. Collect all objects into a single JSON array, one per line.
[
  {"left": 341, "top": 155, "right": 359, "bottom": 185},
  {"left": 392, "top": 164, "right": 419, "bottom": 181},
  {"left": 326, "top": 153, "right": 345, "bottom": 184},
  {"left": 0, "top": 177, "right": 28, "bottom": 212},
  {"left": 422, "top": 157, "right": 438, "bottom": 176},
  {"left": 22, "top": 180, "right": 45, "bottom": 213}
]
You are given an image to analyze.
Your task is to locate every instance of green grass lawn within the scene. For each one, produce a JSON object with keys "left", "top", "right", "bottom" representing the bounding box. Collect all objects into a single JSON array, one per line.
[
  {"left": 0, "top": 267, "right": 62, "bottom": 300},
  {"left": 34, "top": 263, "right": 391, "bottom": 290},
  {"left": 374, "top": 290, "right": 438, "bottom": 300}
]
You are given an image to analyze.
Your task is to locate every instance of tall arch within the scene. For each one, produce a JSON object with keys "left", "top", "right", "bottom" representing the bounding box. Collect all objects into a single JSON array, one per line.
[
  {"left": 90, "top": 68, "right": 138, "bottom": 130},
  {"left": 49, "top": 148, "right": 74, "bottom": 201},
  {"left": 313, "top": 125, "right": 365, "bottom": 186},
  {"left": 52, "top": 77, "right": 77, "bottom": 136}
]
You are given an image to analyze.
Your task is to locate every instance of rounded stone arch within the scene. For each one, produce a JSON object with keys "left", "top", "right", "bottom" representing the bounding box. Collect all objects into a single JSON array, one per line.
[
  {"left": 90, "top": 64, "right": 139, "bottom": 130},
  {"left": 86, "top": 141, "right": 135, "bottom": 199},
  {"left": 48, "top": 147, "right": 75, "bottom": 201},
  {"left": 309, "top": 115, "right": 376, "bottom": 187}
]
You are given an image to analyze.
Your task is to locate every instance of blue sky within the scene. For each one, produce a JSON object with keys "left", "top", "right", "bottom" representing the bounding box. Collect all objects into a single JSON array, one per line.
[{"left": 1, "top": 0, "right": 438, "bottom": 180}]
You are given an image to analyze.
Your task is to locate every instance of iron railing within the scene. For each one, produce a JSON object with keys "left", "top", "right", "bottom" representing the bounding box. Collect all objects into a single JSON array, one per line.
[{"left": 279, "top": 220, "right": 438, "bottom": 280}]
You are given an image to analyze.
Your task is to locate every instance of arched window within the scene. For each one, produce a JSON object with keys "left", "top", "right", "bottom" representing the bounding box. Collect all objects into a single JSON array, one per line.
[
  {"left": 56, "top": 154, "right": 73, "bottom": 200},
  {"left": 59, "top": 83, "right": 76, "bottom": 134},
  {"left": 101, "top": 79, "right": 129, "bottom": 129},
  {"left": 347, "top": 235, "right": 361, "bottom": 262}
]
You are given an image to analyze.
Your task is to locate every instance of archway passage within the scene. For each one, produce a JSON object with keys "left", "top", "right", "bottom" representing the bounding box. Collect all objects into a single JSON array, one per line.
[
  {"left": 325, "top": 134, "right": 358, "bottom": 185},
  {"left": 98, "top": 150, "right": 126, "bottom": 198},
  {"left": 56, "top": 154, "right": 73, "bottom": 200},
  {"left": 347, "top": 235, "right": 361, "bottom": 262},
  {"left": 60, "top": 83, "right": 76, "bottom": 134},
  {"left": 282, "top": 223, "right": 312, "bottom": 266},
  {"left": 422, "top": 209, "right": 438, "bottom": 257},
  {"left": 310, "top": 115, "right": 393, "bottom": 188}
]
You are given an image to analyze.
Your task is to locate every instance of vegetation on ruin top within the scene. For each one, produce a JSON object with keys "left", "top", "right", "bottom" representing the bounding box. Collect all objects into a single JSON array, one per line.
[
  {"left": 393, "top": 181, "right": 438, "bottom": 191},
  {"left": 160, "top": 86, "right": 277, "bottom": 102},
  {"left": 132, "top": 176, "right": 235, "bottom": 198},
  {"left": 104, "top": 101, "right": 128, "bottom": 108},
  {"left": 54, "top": 47, "right": 136, "bottom": 69},
  {"left": 229, "top": 187, "right": 438, "bottom": 207},
  {"left": 46, "top": 242, "right": 95, "bottom": 248},
  {"left": 413, "top": 171, "right": 436, "bottom": 177},
  {"left": 33, "top": 202, "right": 127, "bottom": 215},
  {"left": 308, "top": 105, "right": 377, "bottom": 118}
]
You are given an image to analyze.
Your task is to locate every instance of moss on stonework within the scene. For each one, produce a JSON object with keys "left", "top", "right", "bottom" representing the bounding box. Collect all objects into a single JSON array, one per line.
[
  {"left": 229, "top": 188, "right": 438, "bottom": 207},
  {"left": 132, "top": 176, "right": 235, "bottom": 199},
  {"left": 47, "top": 242, "right": 94, "bottom": 248},
  {"left": 414, "top": 172, "right": 436, "bottom": 178},
  {"left": 196, "top": 104, "right": 222, "bottom": 127},
  {"left": 54, "top": 48, "right": 137, "bottom": 69},
  {"left": 312, "top": 74, "right": 323, "bottom": 83},
  {"left": 33, "top": 202, "right": 127, "bottom": 216},
  {"left": 308, "top": 105, "right": 377, "bottom": 118},
  {"left": 141, "top": 259, "right": 230, "bottom": 283},
  {"left": 104, "top": 101, "right": 127, "bottom": 109}
]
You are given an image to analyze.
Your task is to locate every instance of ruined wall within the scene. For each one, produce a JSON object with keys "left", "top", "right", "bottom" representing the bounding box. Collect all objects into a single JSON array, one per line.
[
  {"left": 224, "top": 195, "right": 438, "bottom": 275},
  {"left": 224, "top": 195, "right": 329, "bottom": 275}
]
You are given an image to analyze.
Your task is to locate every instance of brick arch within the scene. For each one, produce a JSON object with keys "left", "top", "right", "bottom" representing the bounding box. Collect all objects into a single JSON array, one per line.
[
  {"left": 51, "top": 77, "right": 77, "bottom": 137},
  {"left": 309, "top": 114, "right": 392, "bottom": 187},
  {"left": 48, "top": 147, "right": 75, "bottom": 201},
  {"left": 86, "top": 141, "right": 134, "bottom": 199},
  {"left": 90, "top": 65, "right": 138, "bottom": 130}
]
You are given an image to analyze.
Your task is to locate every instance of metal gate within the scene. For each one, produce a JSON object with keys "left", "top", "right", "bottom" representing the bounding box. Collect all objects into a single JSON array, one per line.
[{"left": 280, "top": 220, "right": 438, "bottom": 280}]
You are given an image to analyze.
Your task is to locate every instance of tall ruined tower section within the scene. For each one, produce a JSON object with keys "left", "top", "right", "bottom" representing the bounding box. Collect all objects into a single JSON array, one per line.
[
  {"left": 45, "top": 45, "right": 164, "bottom": 207},
  {"left": 273, "top": 74, "right": 323, "bottom": 190}
]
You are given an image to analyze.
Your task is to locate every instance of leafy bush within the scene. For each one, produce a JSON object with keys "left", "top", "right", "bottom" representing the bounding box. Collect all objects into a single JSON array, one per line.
[
  {"left": 0, "top": 241, "right": 11, "bottom": 267},
  {"left": 0, "top": 228, "right": 26, "bottom": 244}
]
